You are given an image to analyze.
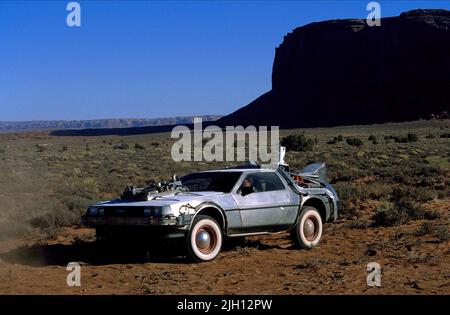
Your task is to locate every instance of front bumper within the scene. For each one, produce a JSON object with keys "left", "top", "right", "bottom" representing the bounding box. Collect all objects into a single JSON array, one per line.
[{"left": 81, "top": 214, "right": 193, "bottom": 228}]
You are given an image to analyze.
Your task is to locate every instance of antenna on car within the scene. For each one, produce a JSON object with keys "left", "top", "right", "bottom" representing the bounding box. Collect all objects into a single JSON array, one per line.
[
  {"left": 278, "top": 146, "right": 287, "bottom": 166},
  {"left": 277, "top": 146, "right": 290, "bottom": 172}
]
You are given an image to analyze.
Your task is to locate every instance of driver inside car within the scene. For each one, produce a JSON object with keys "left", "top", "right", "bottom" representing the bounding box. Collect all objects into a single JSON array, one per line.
[{"left": 240, "top": 177, "right": 255, "bottom": 196}]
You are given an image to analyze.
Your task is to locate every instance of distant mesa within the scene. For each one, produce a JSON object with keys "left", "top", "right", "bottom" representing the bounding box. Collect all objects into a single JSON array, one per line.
[
  {"left": 217, "top": 9, "right": 450, "bottom": 128},
  {"left": 0, "top": 116, "right": 221, "bottom": 134}
]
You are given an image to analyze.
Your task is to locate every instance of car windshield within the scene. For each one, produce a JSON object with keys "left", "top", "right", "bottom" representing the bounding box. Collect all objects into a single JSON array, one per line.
[{"left": 180, "top": 171, "right": 242, "bottom": 193}]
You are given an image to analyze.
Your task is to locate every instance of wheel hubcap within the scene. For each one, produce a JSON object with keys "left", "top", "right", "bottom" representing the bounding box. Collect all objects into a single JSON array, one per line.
[
  {"left": 195, "top": 226, "right": 217, "bottom": 254},
  {"left": 303, "top": 216, "right": 318, "bottom": 241},
  {"left": 196, "top": 230, "right": 211, "bottom": 250}
]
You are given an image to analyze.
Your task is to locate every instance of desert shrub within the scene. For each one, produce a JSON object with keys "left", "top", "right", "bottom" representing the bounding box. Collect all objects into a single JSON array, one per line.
[
  {"left": 396, "top": 136, "right": 409, "bottom": 143},
  {"left": 372, "top": 197, "right": 437, "bottom": 227},
  {"left": 346, "top": 137, "right": 363, "bottom": 147},
  {"left": 61, "top": 145, "right": 68, "bottom": 151},
  {"left": 407, "top": 133, "right": 419, "bottom": 142},
  {"left": 30, "top": 207, "right": 81, "bottom": 237},
  {"left": 337, "top": 199, "right": 358, "bottom": 219},
  {"left": 439, "top": 133, "right": 450, "bottom": 138},
  {"left": 36, "top": 144, "right": 48, "bottom": 152},
  {"left": 424, "top": 210, "right": 441, "bottom": 220},
  {"left": 385, "top": 133, "right": 418, "bottom": 143},
  {"left": 335, "top": 181, "right": 390, "bottom": 202},
  {"left": 415, "top": 223, "right": 449, "bottom": 242},
  {"left": 151, "top": 142, "right": 160, "bottom": 146},
  {"left": 425, "top": 133, "right": 436, "bottom": 139},
  {"left": 390, "top": 186, "right": 436, "bottom": 203},
  {"left": 62, "top": 195, "right": 91, "bottom": 212},
  {"left": 0, "top": 145, "right": 7, "bottom": 153},
  {"left": 363, "top": 182, "right": 392, "bottom": 200},
  {"left": 368, "top": 135, "right": 378, "bottom": 144},
  {"left": 281, "top": 134, "right": 315, "bottom": 152},
  {"left": 414, "top": 222, "right": 434, "bottom": 236},
  {"left": 395, "top": 198, "right": 427, "bottom": 219},
  {"left": 113, "top": 143, "right": 129, "bottom": 150},
  {"left": 327, "top": 135, "right": 344, "bottom": 145},
  {"left": 332, "top": 167, "right": 364, "bottom": 182},
  {"left": 372, "top": 200, "right": 404, "bottom": 227},
  {"left": 134, "top": 143, "right": 145, "bottom": 150},
  {"left": 434, "top": 226, "right": 450, "bottom": 242}
]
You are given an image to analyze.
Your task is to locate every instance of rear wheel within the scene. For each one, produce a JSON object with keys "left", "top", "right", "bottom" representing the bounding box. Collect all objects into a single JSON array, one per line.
[
  {"left": 187, "top": 215, "right": 223, "bottom": 262},
  {"left": 291, "top": 206, "right": 323, "bottom": 249}
]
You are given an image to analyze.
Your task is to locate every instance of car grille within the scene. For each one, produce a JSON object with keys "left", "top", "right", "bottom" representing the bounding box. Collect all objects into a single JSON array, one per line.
[{"left": 103, "top": 207, "right": 147, "bottom": 218}]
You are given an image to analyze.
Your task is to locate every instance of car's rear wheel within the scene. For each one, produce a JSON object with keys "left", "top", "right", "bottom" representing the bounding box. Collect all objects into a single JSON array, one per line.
[
  {"left": 187, "top": 215, "right": 223, "bottom": 262},
  {"left": 291, "top": 206, "right": 323, "bottom": 249}
]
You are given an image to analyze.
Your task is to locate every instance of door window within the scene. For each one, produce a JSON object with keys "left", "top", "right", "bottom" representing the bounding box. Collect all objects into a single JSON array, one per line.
[{"left": 238, "top": 172, "right": 285, "bottom": 196}]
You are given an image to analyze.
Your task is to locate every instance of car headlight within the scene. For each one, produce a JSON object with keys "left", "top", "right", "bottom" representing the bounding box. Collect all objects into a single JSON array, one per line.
[
  {"left": 143, "top": 207, "right": 162, "bottom": 217},
  {"left": 153, "top": 207, "right": 162, "bottom": 217},
  {"left": 87, "top": 207, "right": 98, "bottom": 216}
]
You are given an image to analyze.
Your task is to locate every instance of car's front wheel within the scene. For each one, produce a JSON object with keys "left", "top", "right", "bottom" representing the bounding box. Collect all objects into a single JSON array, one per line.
[
  {"left": 187, "top": 215, "right": 223, "bottom": 262},
  {"left": 291, "top": 206, "right": 323, "bottom": 249}
]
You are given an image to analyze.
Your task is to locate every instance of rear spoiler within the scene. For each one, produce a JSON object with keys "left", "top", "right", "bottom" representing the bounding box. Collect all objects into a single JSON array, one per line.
[{"left": 299, "top": 163, "right": 327, "bottom": 181}]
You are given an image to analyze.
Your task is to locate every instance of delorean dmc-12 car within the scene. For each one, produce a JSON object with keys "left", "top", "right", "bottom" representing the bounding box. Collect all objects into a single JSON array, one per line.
[{"left": 82, "top": 148, "right": 339, "bottom": 262}]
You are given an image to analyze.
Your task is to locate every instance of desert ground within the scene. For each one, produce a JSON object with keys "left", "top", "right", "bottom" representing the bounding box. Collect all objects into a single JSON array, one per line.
[{"left": 0, "top": 120, "right": 449, "bottom": 294}]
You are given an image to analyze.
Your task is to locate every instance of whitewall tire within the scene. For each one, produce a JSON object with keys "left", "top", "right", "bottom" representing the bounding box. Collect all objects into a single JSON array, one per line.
[
  {"left": 187, "top": 215, "right": 223, "bottom": 262},
  {"left": 292, "top": 206, "right": 323, "bottom": 249}
]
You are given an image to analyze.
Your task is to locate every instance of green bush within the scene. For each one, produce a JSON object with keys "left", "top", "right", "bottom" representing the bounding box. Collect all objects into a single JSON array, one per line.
[
  {"left": 368, "top": 135, "right": 378, "bottom": 144},
  {"left": 30, "top": 207, "right": 81, "bottom": 238},
  {"left": 372, "top": 197, "right": 437, "bottom": 227},
  {"left": 434, "top": 226, "right": 450, "bottom": 242},
  {"left": 384, "top": 133, "right": 418, "bottom": 143},
  {"left": 113, "top": 143, "right": 129, "bottom": 150},
  {"left": 327, "top": 135, "right": 344, "bottom": 145},
  {"left": 372, "top": 201, "right": 405, "bottom": 227},
  {"left": 281, "top": 134, "right": 315, "bottom": 152},
  {"left": 414, "top": 222, "right": 434, "bottom": 236},
  {"left": 407, "top": 133, "right": 419, "bottom": 142},
  {"left": 346, "top": 137, "right": 363, "bottom": 147},
  {"left": 134, "top": 143, "right": 145, "bottom": 150}
]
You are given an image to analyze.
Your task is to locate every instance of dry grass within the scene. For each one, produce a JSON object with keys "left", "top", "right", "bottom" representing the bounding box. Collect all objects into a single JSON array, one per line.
[{"left": 0, "top": 120, "right": 449, "bottom": 239}]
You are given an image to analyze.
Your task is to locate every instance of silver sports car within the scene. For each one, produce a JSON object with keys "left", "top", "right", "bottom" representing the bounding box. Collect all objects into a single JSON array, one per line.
[{"left": 82, "top": 153, "right": 339, "bottom": 262}]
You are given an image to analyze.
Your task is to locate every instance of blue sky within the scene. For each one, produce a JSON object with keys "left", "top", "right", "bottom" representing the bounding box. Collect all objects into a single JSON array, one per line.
[{"left": 1, "top": 0, "right": 449, "bottom": 121}]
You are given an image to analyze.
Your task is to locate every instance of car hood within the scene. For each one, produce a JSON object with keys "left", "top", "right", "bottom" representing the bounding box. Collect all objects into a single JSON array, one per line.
[{"left": 93, "top": 191, "right": 224, "bottom": 208}]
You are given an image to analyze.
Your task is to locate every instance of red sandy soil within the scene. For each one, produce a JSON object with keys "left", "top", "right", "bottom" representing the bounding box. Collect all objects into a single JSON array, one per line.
[{"left": 0, "top": 199, "right": 448, "bottom": 295}]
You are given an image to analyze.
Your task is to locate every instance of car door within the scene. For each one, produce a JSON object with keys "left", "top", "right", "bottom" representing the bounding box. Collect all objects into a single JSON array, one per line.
[{"left": 232, "top": 171, "right": 291, "bottom": 230}]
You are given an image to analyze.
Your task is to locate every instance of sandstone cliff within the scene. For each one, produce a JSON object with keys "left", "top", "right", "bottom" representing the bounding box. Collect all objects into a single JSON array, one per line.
[{"left": 218, "top": 9, "right": 450, "bottom": 128}]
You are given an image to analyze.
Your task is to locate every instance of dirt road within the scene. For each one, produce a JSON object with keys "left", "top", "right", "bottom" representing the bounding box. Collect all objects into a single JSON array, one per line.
[{"left": 0, "top": 199, "right": 448, "bottom": 295}]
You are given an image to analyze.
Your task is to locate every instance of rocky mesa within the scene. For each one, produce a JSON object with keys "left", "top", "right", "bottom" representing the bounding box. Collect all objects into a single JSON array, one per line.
[{"left": 218, "top": 9, "right": 450, "bottom": 128}]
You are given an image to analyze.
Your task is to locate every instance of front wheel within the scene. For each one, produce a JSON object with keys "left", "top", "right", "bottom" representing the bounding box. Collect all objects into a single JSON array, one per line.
[
  {"left": 291, "top": 206, "right": 323, "bottom": 249},
  {"left": 187, "top": 215, "right": 223, "bottom": 262}
]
